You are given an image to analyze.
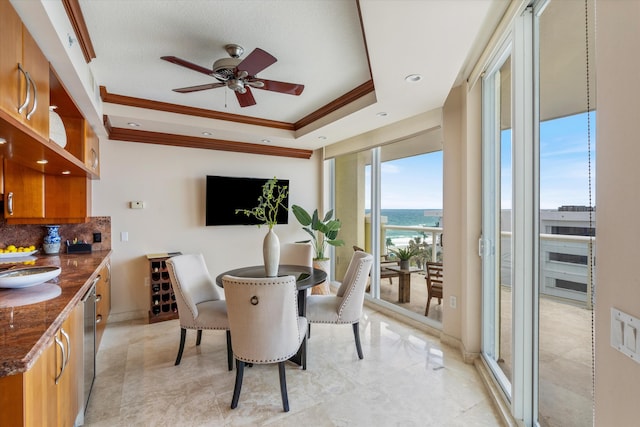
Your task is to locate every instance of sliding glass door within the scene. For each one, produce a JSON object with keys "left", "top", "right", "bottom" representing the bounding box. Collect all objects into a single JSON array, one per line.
[{"left": 481, "top": 1, "right": 595, "bottom": 425}]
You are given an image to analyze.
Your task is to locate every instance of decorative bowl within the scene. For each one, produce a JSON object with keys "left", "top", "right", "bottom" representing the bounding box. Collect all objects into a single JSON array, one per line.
[{"left": 0, "top": 266, "right": 62, "bottom": 289}]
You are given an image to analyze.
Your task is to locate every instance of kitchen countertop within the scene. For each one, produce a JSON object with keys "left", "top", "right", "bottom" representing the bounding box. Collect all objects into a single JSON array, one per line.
[{"left": 0, "top": 250, "right": 112, "bottom": 377}]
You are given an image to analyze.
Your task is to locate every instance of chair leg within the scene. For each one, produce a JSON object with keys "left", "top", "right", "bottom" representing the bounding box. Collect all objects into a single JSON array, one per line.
[
  {"left": 302, "top": 336, "right": 307, "bottom": 371},
  {"left": 196, "top": 329, "right": 202, "bottom": 346},
  {"left": 425, "top": 297, "right": 431, "bottom": 316},
  {"left": 175, "top": 328, "right": 187, "bottom": 365},
  {"left": 352, "top": 322, "right": 364, "bottom": 360},
  {"left": 226, "top": 330, "right": 233, "bottom": 371},
  {"left": 278, "top": 361, "right": 290, "bottom": 412},
  {"left": 231, "top": 360, "right": 245, "bottom": 409}
]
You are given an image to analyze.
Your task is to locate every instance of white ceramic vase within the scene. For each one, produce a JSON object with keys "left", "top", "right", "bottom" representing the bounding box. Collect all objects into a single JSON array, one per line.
[{"left": 263, "top": 228, "right": 280, "bottom": 277}]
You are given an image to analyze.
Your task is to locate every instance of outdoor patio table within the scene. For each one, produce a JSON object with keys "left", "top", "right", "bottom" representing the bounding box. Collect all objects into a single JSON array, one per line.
[{"left": 385, "top": 265, "right": 422, "bottom": 303}]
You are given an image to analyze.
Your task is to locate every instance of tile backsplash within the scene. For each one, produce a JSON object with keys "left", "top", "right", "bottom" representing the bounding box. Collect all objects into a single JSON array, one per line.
[{"left": 0, "top": 216, "right": 111, "bottom": 253}]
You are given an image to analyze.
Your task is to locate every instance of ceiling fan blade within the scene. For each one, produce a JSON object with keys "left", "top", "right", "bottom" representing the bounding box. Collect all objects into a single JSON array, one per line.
[
  {"left": 253, "top": 79, "right": 305, "bottom": 96},
  {"left": 172, "top": 82, "right": 225, "bottom": 93},
  {"left": 162, "top": 56, "right": 213, "bottom": 76},
  {"left": 236, "top": 48, "right": 277, "bottom": 76},
  {"left": 235, "top": 87, "right": 257, "bottom": 107}
]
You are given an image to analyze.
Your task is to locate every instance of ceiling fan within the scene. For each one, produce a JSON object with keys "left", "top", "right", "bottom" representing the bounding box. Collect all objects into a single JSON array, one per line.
[{"left": 161, "top": 44, "right": 304, "bottom": 107}]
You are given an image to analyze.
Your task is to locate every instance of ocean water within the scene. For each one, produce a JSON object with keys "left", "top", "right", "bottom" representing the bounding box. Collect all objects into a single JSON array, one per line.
[{"left": 366, "top": 209, "right": 443, "bottom": 247}]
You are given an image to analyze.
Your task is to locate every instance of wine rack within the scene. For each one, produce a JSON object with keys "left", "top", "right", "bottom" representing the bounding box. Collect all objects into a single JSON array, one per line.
[{"left": 147, "top": 253, "right": 181, "bottom": 323}]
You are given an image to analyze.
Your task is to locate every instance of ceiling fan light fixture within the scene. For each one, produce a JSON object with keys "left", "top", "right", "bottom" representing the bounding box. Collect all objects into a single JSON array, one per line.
[
  {"left": 246, "top": 80, "right": 265, "bottom": 88},
  {"left": 405, "top": 74, "right": 423, "bottom": 83},
  {"left": 228, "top": 79, "right": 245, "bottom": 93}
]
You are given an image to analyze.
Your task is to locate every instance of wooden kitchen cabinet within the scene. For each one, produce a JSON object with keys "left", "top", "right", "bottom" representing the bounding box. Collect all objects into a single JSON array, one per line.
[
  {"left": 3, "top": 158, "right": 45, "bottom": 220},
  {"left": 2, "top": 304, "right": 83, "bottom": 427},
  {"left": 95, "top": 258, "right": 111, "bottom": 349},
  {"left": 3, "top": 157, "right": 91, "bottom": 224},
  {"left": 44, "top": 174, "right": 91, "bottom": 222},
  {"left": 0, "top": 0, "right": 49, "bottom": 140}
]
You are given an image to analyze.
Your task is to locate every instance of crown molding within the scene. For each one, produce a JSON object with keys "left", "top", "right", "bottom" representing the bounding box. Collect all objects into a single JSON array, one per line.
[{"left": 103, "top": 116, "right": 312, "bottom": 159}]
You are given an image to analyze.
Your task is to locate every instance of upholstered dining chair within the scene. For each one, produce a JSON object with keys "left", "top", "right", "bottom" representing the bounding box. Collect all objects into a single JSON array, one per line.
[
  {"left": 280, "top": 242, "right": 313, "bottom": 267},
  {"left": 222, "top": 275, "right": 307, "bottom": 412},
  {"left": 165, "top": 254, "right": 232, "bottom": 370},
  {"left": 353, "top": 245, "right": 398, "bottom": 285},
  {"left": 424, "top": 261, "right": 444, "bottom": 316},
  {"left": 305, "top": 250, "right": 374, "bottom": 360}
]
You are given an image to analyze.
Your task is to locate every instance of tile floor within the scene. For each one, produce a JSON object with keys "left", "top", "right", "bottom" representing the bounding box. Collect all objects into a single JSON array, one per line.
[{"left": 84, "top": 307, "right": 503, "bottom": 426}]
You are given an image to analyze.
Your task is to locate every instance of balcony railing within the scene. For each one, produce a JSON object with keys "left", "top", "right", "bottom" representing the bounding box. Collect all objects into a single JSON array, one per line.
[
  {"left": 501, "top": 231, "right": 595, "bottom": 309},
  {"left": 381, "top": 224, "right": 595, "bottom": 309},
  {"left": 382, "top": 224, "right": 443, "bottom": 263}
]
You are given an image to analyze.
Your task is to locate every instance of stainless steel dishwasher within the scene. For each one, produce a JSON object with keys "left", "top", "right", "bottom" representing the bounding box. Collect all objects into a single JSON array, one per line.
[{"left": 81, "top": 277, "right": 98, "bottom": 418}]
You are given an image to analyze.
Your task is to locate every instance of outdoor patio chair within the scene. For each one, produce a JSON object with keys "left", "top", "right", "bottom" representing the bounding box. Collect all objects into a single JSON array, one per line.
[{"left": 424, "top": 261, "right": 443, "bottom": 316}]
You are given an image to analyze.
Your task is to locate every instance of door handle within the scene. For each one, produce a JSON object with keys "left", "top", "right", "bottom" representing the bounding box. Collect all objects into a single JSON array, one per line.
[
  {"left": 6, "top": 192, "right": 13, "bottom": 216},
  {"left": 60, "top": 328, "right": 70, "bottom": 374},
  {"left": 17, "top": 64, "right": 30, "bottom": 115},
  {"left": 26, "top": 72, "right": 38, "bottom": 120},
  {"left": 54, "top": 335, "right": 65, "bottom": 384}
]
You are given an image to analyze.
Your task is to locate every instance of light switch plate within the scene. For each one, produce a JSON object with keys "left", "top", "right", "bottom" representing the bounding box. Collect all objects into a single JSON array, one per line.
[
  {"left": 611, "top": 308, "right": 640, "bottom": 364},
  {"left": 129, "top": 201, "right": 145, "bottom": 209}
]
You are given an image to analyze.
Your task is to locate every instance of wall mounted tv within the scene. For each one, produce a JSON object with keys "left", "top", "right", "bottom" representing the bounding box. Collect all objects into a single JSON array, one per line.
[{"left": 205, "top": 175, "right": 289, "bottom": 226}]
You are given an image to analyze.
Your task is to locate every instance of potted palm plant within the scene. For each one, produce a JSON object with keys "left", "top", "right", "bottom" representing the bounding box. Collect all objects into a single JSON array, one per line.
[
  {"left": 388, "top": 246, "right": 421, "bottom": 270},
  {"left": 291, "top": 205, "right": 344, "bottom": 294}
]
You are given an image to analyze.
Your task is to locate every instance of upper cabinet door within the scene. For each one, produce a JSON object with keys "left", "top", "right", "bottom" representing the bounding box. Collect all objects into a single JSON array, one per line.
[
  {"left": 3, "top": 159, "right": 45, "bottom": 220},
  {"left": 21, "top": 29, "right": 50, "bottom": 140},
  {"left": 0, "top": 1, "right": 23, "bottom": 124},
  {"left": 0, "top": 0, "right": 49, "bottom": 139}
]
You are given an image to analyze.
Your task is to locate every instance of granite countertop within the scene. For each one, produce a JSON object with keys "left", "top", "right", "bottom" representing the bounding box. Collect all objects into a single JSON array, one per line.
[{"left": 0, "top": 250, "right": 112, "bottom": 377}]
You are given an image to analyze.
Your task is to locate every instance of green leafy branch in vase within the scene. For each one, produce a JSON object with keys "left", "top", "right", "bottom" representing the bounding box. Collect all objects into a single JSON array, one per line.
[{"left": 235, "top": 177, "right": 288, "bottom": 229}]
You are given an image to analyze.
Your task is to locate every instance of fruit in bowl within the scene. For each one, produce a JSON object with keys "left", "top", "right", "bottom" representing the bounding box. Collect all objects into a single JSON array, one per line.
[{"left": 0, "top": 245, "right": 36, "bottom": 253}]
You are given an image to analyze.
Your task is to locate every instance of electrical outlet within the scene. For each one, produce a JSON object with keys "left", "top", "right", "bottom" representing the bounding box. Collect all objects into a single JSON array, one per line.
[
  {"left": 450, "top": 296, "right": 457, "bottom": 309},
  {"left": 93, "top": 232, "right": 102, "bottom": 243}
]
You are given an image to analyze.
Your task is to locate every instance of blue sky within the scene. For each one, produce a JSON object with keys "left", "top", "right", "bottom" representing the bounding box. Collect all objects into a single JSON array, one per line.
[
  {"left": 503, "top": 111, "right": 596, "bottom": 210},
  {"left": 365, "top": 152, "right": 444, "bottom": 210},
  {"left": 364, "top": 111, "right": 595, "bottom": 211}
]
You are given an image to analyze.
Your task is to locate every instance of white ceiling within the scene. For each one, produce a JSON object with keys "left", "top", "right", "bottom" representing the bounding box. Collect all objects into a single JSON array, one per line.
[{"left": 75, "top": 1, "right": 509, "bottom": 152}]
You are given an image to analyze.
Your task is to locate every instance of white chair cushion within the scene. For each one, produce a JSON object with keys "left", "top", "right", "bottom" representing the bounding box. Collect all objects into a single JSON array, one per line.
[
  {"left": 306, "top": 295, "right": 343, "bottom": 323},
  {"left": 191, "top": 300, "right": 229, "bottom": 329}
]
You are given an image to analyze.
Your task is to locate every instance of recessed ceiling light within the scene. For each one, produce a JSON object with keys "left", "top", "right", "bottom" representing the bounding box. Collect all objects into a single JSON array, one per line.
[
  {"left": 405, "top": 74, "right": 423, "bottom": 83},
  {"left": 261, "top": 139, "right": 271, "bottom": 143},
  {"left": 37, "top": 159, "right": 48, "bottom": 164},
  {"left": 318, "top": 136, "right": 327, "bottom": 140},
  {"left": 376, "top": 112, "right": 388, "bottom": 117},
  {"left": 128, "top": 122, "right": 140, "bottom": 127},
  {"left": 62, "top": 170, "right": 71, "bottom": 175},
  {"left": 202, "top": 132, "right": 212, "bottom": 136}
]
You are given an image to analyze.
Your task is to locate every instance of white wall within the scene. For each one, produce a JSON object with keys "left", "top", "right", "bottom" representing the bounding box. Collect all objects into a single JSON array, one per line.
[
  {"left": 92, "top": 139, "right": 321, "bottom": 320},
  {"left": 594, "top": 0, "right": 640, "bottom": 424}
]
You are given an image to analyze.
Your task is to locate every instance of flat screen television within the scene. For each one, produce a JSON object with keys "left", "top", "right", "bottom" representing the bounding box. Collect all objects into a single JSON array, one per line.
[{"left": 205, "top": 175, "right": 289, "bottom": 226}]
